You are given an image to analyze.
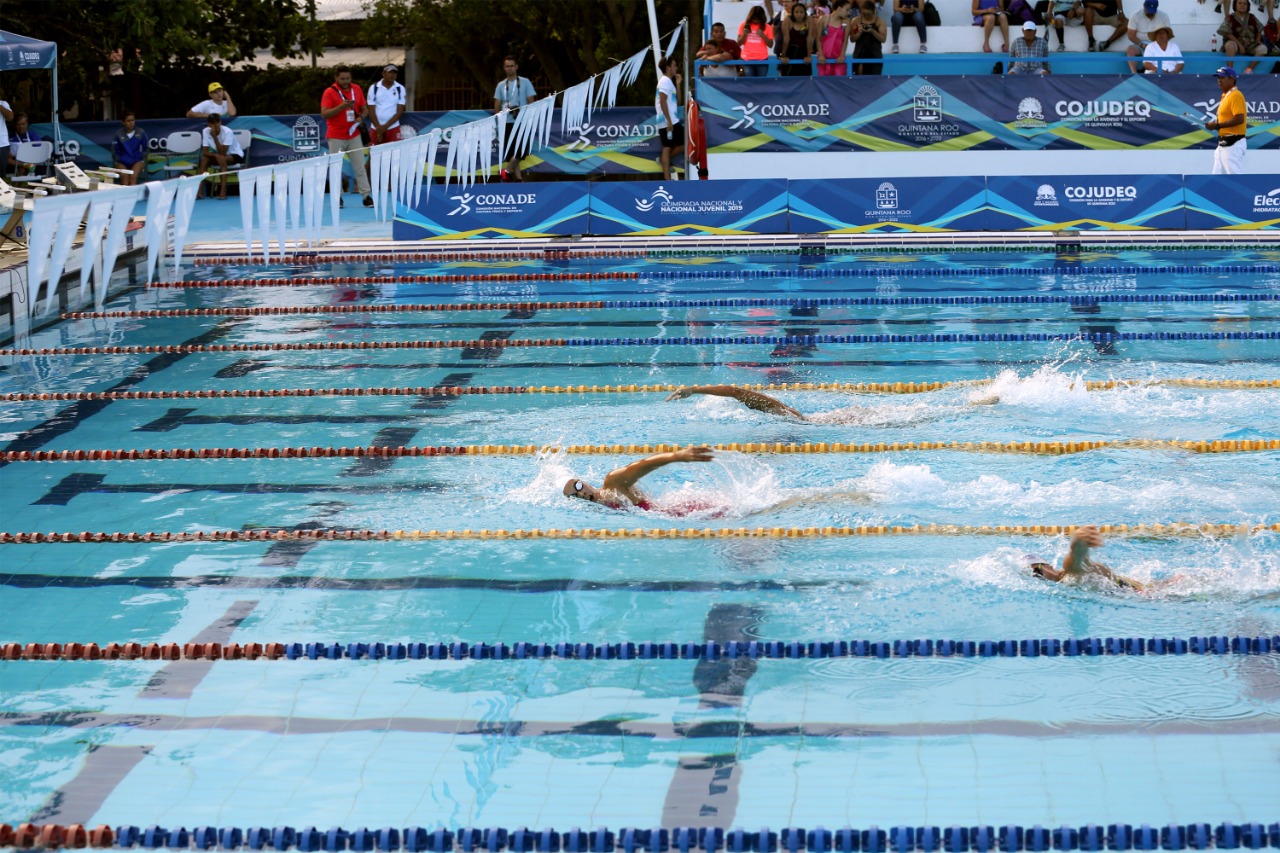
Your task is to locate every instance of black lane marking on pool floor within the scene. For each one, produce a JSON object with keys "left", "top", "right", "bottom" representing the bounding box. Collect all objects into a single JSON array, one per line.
[
  {"left": 0, "top": 574, "right": 841, "bottom": 593},
  {"left": 3, "top": 711, "right": 1275, "bottom": 740},
  {"left": 134, "top": 408, "right": 436, "bottom": 432},
  {"left": 258, "top": 503, "right": 352, "bottom": 569},
  {"left": 341, "top": 426, "right": 420, "bottom": 478},
  {"left": 0, "top": 320, "right": 247, "bottom": 469},
  {"left": 26, "top": 745, "right": 153, "bottom": 825},
  {"left": 33, "top": 474, "right": 449, "bottom": 507},
  {"left": 413, "top": 372, "right": 474, "bottom": 410},
  {"left": 141, "top": 600, "right": 260, "bottom": 699}
]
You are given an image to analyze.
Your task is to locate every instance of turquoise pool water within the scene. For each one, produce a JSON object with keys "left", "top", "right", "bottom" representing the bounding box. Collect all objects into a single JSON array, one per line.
[{"left": 1, "top": 248, "right": 1278, "bottom": 834}]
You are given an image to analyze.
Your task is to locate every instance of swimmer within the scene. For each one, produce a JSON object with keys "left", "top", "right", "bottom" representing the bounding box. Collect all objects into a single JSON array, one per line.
[
  {"left": 666, "top": 384, "right": 991, "bottom": 425},
  {"left": 562, "top": 445, "right": 715, "bottom": 510},
  {"left": 1026, "top": 525, "right": 1149, "bottom": 591}
]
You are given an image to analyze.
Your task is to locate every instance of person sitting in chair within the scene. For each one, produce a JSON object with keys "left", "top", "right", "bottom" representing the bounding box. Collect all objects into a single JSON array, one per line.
[{"left": 196, "top": 113, "right": 244, "bottom": 199}]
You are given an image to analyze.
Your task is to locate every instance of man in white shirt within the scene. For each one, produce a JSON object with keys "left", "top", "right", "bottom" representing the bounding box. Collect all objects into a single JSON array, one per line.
[
  {"left": 197, "top": 114, "right": 244, "bottom": 199},
  {"left": 368, "top": 65, "right": 407, "bottom": 144},
  {"left": 1141, "top": 25, "right": 1183, "bottom": 72},
  {"left": 187, "top": 83, "right": 236, "bottom": 119},
  {"left": 656, "top": 55, "right": 683, "bottom": 181},
  {"left": 1126, "top": 0, "right": 1172, "bottom": 72},
  {"left": 493, "top": 56, "right": 536, "bottom": 181},
  {"left": 0, "top": 95, "right": 12, "bottom": 164}
]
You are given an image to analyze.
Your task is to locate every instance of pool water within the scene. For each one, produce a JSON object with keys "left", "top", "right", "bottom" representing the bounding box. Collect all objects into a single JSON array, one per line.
[{"left": 1, "top": 248, "right": 1278, "bottom": 834}]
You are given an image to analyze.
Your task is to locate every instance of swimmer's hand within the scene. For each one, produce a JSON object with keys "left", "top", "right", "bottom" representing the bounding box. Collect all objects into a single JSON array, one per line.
[
  {"left": 675, "top": 445, "right": 715, "bottom": 463},
  {"left": 666, "top": 387, "right": 696, "bottom": 401}
]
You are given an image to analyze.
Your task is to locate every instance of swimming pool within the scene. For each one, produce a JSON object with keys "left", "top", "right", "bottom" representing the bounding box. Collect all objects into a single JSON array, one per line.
[{"left": 1, "top": 246, "right": 1278, "bottom": 844}]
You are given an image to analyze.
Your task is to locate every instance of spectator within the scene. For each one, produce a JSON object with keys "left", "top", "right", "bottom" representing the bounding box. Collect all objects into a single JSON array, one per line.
[
  {"left": 1219, "top": 0, "right": 1268, "bottom": 72},
  {"left": 656, "top": 55, "right": 683, "bottom": 181},
  {"left": 1205, "top": 66, "right": 1247, "bottom": 174},
  {"left": 187, "top": 83, "right": 236, "bottom": 120},
  {"left": 1084, "top": 0, "right": 1128, "bottom": 50},
  {"left": 1050, "top": 0, "right": 1086, "bottom": 49},
  {"left": 780, "top": 2, "right": 816, "bottom": 74},
  {"left": 973, "top": 0, "right": 1011, "bottom": 52},
  {"left": 493, "top": 56, "right": 536, "bottom": 181},
  {"left": 368, "top": 65, "right": 406, "bottom": 144},
  {"left": 738, "top": 6, "right": 776, "bottom": 76},
  {"left": 891, "top": 0, "right": 928, "bottom": 53},
  {"left": 6, "top": 113, "right": 40, "bottom": 176},
  {"left": 0, "top": 93, "right": 12, "bottom": 170},
  {"left": 1008, "top": 20, "right": 1053, "bottom": 72},
  {"left": 1126, "top": 0, "right": 1172, "bottom": 72},
  {"left": 112, "top": 110, "right": 148, "bottom": 186},
  {"left": 196, "top": 114, "right": 244, "bottom": 199},
  {"left": 850, "top": 0, "right": 888, "bottom": 71},
  {"left": 320, "top": 65, "right": 373, "bottom": 207},
  {"left": 818, "top": 0, "right": 854, "bottom": 73},
  {"left": 697, "top": 22, "right": 743, "bottom": 76},
  {"left": 1142, "top": 24, "right": 1184, "bottom": 71}
]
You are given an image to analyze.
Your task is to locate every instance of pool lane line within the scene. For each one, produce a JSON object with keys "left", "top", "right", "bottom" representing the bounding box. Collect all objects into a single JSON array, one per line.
[
  {"left": 8, "top": 377, "right": 1278, "bottom": 404},
  {"left": 140, "top": 601, "right": 259, "bottom": 700},
  {"left": 4, "top": 522, "right": 1277, "bottom": 545},
  {"left": 7, "top": 330, "right": 1280, "bottom": 358},
  {"left": 62, "top": 292, "right": 1280, "bottom": 321},
  {"left": 0, "top": 320, "right": 247, "bottom": 471},
  {"left": 23, "top": 747, "right": 153, "bottom": 827},
  {"left": 32, "top": 474, "right": 449, "bottom": 506},
  {"left": 5, "top": 438, "right": 1277, "bottom": 464}
]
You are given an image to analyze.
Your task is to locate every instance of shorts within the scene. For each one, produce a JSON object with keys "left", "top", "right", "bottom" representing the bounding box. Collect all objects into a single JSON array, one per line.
[
  {"left": 1090, "top": 12, "right": 1121, "bottom": 24},
  {"left": 204, "top": 150, "right": 244, "bottom": 165},
  {"left": 372, "top": 125, "right": 403, "bottom": 145},
  {"left": 659, "top": 123, "right": 685, "bottom": 148}
]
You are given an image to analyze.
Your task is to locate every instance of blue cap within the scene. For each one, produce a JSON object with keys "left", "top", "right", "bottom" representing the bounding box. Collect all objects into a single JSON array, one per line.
[
  {"left": 1214, "top": 66, "right": 1238, "bottom": 78},
  {"left": 1143, "top": 0, "right": 1157, "bottom": 9}
]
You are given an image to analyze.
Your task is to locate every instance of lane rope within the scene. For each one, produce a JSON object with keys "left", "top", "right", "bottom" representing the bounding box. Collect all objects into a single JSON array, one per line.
[
  {"left": 1, "top": 821, "right": 1276, "bottom": 851},
  {"left": 5, "top": 331, "right": 1280, "bottom": 358},
  {"left": 4, "top": 379, "right": 1278, "bottom": 404},
  {"left": 2, "top": 522, "right": 1276, "bottom": 544},
  {"left": 3, "top": 439, "right": 1276, "bottom": 464},
  {"left": 58, "top": 292, "right": 1280, "bottom": 320},
  {"left": 3, "top": 635, "right": 1275, "bottom": 662}
]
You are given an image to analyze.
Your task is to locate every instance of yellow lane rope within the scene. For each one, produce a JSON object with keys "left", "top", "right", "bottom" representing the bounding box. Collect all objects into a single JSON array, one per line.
[{"left": 3, "top": 522, "right": 1276, "bottom": 544}]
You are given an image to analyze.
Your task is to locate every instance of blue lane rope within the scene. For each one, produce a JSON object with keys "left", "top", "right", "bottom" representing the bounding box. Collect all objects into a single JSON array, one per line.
[
  {"left": 283, "top": 635, "right": 1276, "bottom": 661},
  {"left": 589, "top": 294, "right": 1280, "bottom": 309},
  {"left": 610, "top": 265, "right": 1280, "bottom": 280},
  {"left": 106, "top": 822, "right": 1280, "bottom": 851},
  {"left": 557, "top": 333, "right": 1279, "bottom": 347}
]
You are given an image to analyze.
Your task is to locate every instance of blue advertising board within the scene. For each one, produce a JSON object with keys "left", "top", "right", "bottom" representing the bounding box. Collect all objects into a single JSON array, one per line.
[
  {"left": 985, "top": 174, "right": 1185, "bottom": 230},
  {"left": 1183, "top": 175, "right": 1280, "bottom": 230},
  {"left": 788, "top": 176, "right": 988, "bottom": 233},
  {"left": 393, "top": 181, "right": 589, "bottom": 240},
  {"left": 588, "top": 179, "right": 789, "bottom": 236}
]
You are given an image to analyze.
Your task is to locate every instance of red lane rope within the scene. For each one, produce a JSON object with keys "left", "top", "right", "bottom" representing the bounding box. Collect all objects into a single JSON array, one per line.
[
  {"left": 0, "top": 385, "right": 527, "bottom": 403},
  {"left": 191, "top": 249, "right": 645, "bottom": 266},
  {"left": 61, "top": 301, "right": 607, "bottom": 320},
  {"left": 2, "top": 641, "right": 289, "bottom": 661},
  {"left": 1, "top": 339, "right": 558, "bottom": 356},
  {"left": 150, "top": 272, "right": 639, "bottom": 288},
  {"left": 1, "top": 445, "right": 486, "bottom": 462}
]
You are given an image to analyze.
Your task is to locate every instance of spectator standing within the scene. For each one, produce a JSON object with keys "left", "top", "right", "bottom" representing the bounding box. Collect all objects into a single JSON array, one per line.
[
  {"left": 738, "top": 6, "right": 776, "bottom": 76},
  {"left": 697, "top": 23, "right": 743, "bottom": 76},
  {"left": 1084, "top": 0, "right": 1127, "bottom": 50},
  {"left": 656, "top": 54, "right": 684, "bottom": 181},
  {"left": 780, "top": 2, "right": 816, "bottom": 74},
  {"left": 1126, "top": 0, "right": 1172, "bottom": 72},
  {"left": 6, "top": 113, "right": 39, "bottom": 176},
  {"left": 818, "top": 0, "right": 854, "bottom": 74},
  {"left": 1050, "top": 0, "right": 1086, "bottom": 49},
  {"left": 0, "top": 94, "right": 12, "bottom": 169},
  {"left": 851, "top": 0, "right": 888, "bottom": 71},
  {"left": 368, "top": 65, "right": 407, "bottom": 144},
  {"left": 320, "top": 65, "right": 373, "bottom": 207},
  {"left": 196, "top": 114, "right": 244, "bottom": 199},
  {"left": 493, "top": 56, "right": 536, "bottom": 181},
  {"left": 1205, "top": 66, "right": 1246, "bottom": 174},
  {"left": 112, "top": 111, "right": 148, "bottom": 186},
  {"left": 891, "top": 0, "right": 929, "bottom": 53},
  {"left": 1142, "top": 25, "right": 1183, "bottom": 71},
  {"left": 973, "top": 0, "right": 1011, "bottom": 52},
  {"left": 187, "top": 83, "right": 236, "bottom": 119},
  {"left": 1219, "top": 0, "right": 1268, "bottom": 72},
  {"left": 1008, "top": 20, "right": 1053, "bottom": 72}
]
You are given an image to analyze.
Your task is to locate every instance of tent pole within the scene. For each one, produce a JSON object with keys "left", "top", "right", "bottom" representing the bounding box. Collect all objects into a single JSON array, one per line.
[{"left": 52, "top": 53, "right": 63, "bottom": 161}]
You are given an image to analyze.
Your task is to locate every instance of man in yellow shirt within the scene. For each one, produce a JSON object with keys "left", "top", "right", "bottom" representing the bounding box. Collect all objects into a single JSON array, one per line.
[{"left": 1205, "top": 66, "right": 1247, "bottom": 174}]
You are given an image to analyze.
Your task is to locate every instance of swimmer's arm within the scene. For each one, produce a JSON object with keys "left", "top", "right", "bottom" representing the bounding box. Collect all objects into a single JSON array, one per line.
[
  {"left": 1061, "top": 525, "right": 1143, "bottom": 590},
  {"left": 602, "top": 445, "right": 715, "bottom": 491},
  {"left": 666, "top": 385, "right": 808, "bottom": 420}
]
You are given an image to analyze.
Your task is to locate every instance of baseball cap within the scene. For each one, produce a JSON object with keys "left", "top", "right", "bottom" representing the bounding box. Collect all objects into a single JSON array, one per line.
[
  {"left": 383, "top": 64, "right": 398, "bottom": 72},
  {"left": 1022, "top": 20, "right": 1038, "bottom": 30},
  {"left": 1214, "top": 65, "right": 1238, "bottom": 78},
  {"left": 208, "top": 82, "right": 224, "bottom": 94},
  {"left": 1142, "top": 0, "right": 1158, "bottom": 10}
]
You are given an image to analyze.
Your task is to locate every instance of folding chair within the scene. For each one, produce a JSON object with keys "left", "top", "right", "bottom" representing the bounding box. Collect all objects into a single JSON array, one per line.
[
  {"left": 9, "top": 141, "right": 54, "bottom": 185},
  {"left": 161, "top": 131, "right": 203, "bottom": 177}
]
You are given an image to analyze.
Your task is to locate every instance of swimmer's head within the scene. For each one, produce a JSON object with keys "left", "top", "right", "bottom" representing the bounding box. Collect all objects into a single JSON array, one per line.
[
  {"left": 1023, "top": 554, "right": 1054, "bottom": 579},
  {"left": 561, "top": 477, "right": 604, "bottom": 504}
]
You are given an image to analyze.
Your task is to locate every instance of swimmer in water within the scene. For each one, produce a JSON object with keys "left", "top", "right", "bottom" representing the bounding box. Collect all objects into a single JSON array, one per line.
[
  {"left": 1027, "top": 525, "right": 1148, "bottom": 591},
  {"left": 665, "top": 384, "right": 988, "bottom": 425},
  {"left": 562, "top": 445, "right": 715, "bottom": 510}
]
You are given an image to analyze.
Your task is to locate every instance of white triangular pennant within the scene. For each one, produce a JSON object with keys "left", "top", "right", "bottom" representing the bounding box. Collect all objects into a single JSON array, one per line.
[
  {"left": 143, "top": 180, "right": 176, "bottom": 285},
  {"left": 255, "top": 167, "right": 273, "bottom": 262},
  {"left": 44, "top": 196, "right": 92, "bottom": 315},
  {"left": 286, "top": 160, "right": 304, "bottom": 249},
  {"left": 327, "top": 152, "right": 344, "bottom": 235},
  {"left": 237, "top": 168, "right": 262, "bottom": 256},
  {"left": 169, "top": 174, "right": 204, "bottom": 276},
  {"left": 25, "top": 199, "right": 58, "bottom": 318},
  {"left": 79, "top": 195, "right": 114, "bottom": 301},
  {"left": 98, "top": 185, "right": 143, "bottom": 310}
]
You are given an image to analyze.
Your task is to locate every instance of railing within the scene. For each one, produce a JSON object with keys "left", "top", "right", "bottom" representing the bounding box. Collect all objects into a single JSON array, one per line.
[{"left": 694, "top": 51, "right": 1245, "bottom": 76}]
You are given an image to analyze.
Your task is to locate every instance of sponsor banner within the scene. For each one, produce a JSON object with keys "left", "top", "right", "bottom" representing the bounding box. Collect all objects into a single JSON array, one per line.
[
  {"left": 788, "top": 176, "right": 988, "bottom": 233},
  {"left": 588, "top": 179, "right": 788, "bottom": 236},
  {"left": 985, "top": 174, "right": 1185, "bottom": 230},
  {"left": 1183, "top": 174, "right": 1280, "bottom": 230},
  {"left": 32, "top": 108, "right": 664, "bottom": 179},
  {"left": 700, "top": 76, "right": 1280, "bottom": 154},
  {"left": 393, "top": 182, "right": 589, "bottom": 240}
]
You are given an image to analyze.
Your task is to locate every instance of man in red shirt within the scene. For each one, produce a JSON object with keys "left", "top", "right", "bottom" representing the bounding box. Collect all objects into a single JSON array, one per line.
[{"left": 320, "top": 65, "right": 373, "bottom": 207}]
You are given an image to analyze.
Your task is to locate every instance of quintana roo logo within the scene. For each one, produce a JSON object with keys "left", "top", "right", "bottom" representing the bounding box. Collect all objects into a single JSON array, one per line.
[
  {"left": 447, "top": 193, "right": 474, "bottom": 216},
  {"left": 635, "top": 186, "right": 674, "bottom": 212},
  {"left": 729, "top": 102, "right": 760, "bottom": 131}
]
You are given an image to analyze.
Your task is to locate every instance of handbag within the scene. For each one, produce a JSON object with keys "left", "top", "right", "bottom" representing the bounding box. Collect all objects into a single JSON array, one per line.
[
  {"left": 923, "top": 1, "right": 942, "bottom": 25},
  {"left": 359, "top": 121, "right": 371, "bottom": 146}
]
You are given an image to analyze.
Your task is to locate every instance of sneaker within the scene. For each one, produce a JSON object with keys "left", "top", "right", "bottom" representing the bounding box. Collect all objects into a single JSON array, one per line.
[
  {"left": 1057, "top": 41, "right": 1066, "bottom": 50},
  {"left": 362, "top": 195, "right": 374, "bottom": 208},
  {"left": 891, "top": 43, "right": 900, "bottom": 53},
  {"left": 1088, "top": 37, "right": 1098, "bottom": 50},
  {"left": 919, "top": 43, "right": 927, "bottom": 52},
  {"left": 339, "top": 196, "right": 344, "bottom": 208},
  {"left": 500, "top": 168, "right": 510, "bottom": 182}
]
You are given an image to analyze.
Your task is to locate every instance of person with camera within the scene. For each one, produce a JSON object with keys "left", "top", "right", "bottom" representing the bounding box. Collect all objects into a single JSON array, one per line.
[
  {"left": 494, "top": 56, "right": 537, "bottom": 182},
  {"left": 320, "top": 66, "right": 373, "bottom": 207},
  {"left": 850, "top": 1, "right": 888, "bottom": 71},
  {"left": 656, "top": 55, "right": 684, "bottom": 181}
]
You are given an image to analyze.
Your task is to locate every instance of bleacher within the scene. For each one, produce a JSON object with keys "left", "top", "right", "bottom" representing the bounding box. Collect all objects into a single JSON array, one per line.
[{"left": 704, "top": 0, "right": 1241, "bottom": 72}]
